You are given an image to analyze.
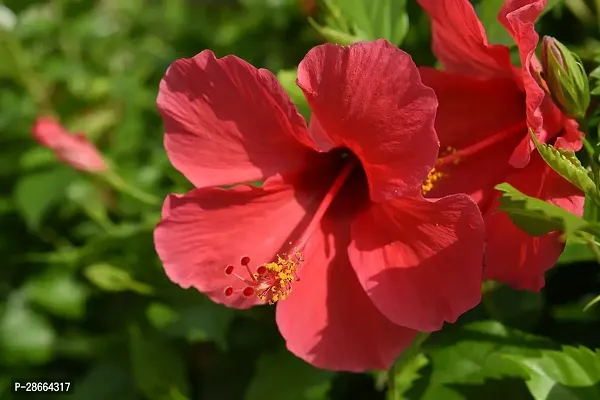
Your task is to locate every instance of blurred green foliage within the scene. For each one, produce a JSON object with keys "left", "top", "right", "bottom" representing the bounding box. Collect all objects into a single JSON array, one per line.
[{"left": 0, "top": 0, "right": 599, "bottom": 399}]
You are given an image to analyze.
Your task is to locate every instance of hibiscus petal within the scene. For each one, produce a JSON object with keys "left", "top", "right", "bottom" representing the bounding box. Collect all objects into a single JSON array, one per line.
[
  {"left": 554, "top": 117, "right": 584, "bottom": 152},
  {"left": 276, "top": 216, "right": 416, "bottom": 372},
  {"left": 297, "top": 39, "right": 439, "bottom": 202},
  {"left": 349, "top": 194, "right": 485, "bottom": 332},
  {"left": 499, "top": 0, "right": 548, "bottom": 167},
  {"left": 157, "top": 50, "right": 315, "bottom": 189},
  {"left": 484, "top": 152, "right": 584, "bottom": 291},
  {"left": 416, "top": 0, "right": 513, "bottom": 78},
  {"left": 154, "top": 169, "right": 334, "bottom": 309},
  {"left": 419, "top": 68, "right": 526, "bottom": 210}
]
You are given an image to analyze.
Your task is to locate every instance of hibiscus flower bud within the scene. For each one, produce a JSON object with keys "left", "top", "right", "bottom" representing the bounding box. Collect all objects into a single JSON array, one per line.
[
  {"left": 540, "top": 36, "right": 590, "bottom": 120},
  {"left": 32, "top": 117, "right": 109, "bottom": 173}
]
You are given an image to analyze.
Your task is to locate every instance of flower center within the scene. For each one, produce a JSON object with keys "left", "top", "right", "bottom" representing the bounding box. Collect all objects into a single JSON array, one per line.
[
  {"left": 421, "top": 147, "right": 458, "bottom": 195},
  {"left": 421, "top": 167, "right": 446, "bottom": 195},
  {"left": 421, "top": 121, "right": 528, "bottom": 194},
  {"left": 223, "top": 251, "right": 303, "bottom": 304},
  {"left": 224, "top": 154, "right": 357, "bottom": 304}
]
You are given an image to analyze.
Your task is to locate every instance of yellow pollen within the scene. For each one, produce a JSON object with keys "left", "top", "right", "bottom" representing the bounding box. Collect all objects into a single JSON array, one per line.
[
  {"left": 256, "top": 250, "right": 302, "bottom": 305},
  {"left": 421, "top": 167, "right": 445, "bottom": 195},
  {"left": 437, "top": 146, "right": 461, "bottom": 166},
  {"left": 421, "top": 146, "right": 463, "bottom": 195}
]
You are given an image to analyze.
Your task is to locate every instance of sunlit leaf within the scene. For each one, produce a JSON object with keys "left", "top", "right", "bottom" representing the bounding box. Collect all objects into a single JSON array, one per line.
[
  {"left": 558, "top": 241, "right": 596, "bottom": 263},
  {"left": 475, "top": 0, "right": 514, "bottom": 46},
  {"left": 476, "top": 0, "right": 565, "bottom": 47},
  {"left": 531, "top": 132, "right": 600, "bottom": 205},
  {"left": 427, "top": 321, "right": 554, "bottom": 384},
  {"left": 333, "top": 0, "right": 409, "bottom": 45},
  {"left": 276, "top": 69, "right": 311, "bottom": 121},
  {"left": 387, "top": 333, "right": 430, "bottom": 399},
  {"left": 507, "top": 346, "right": 600, "bottom": 399},
  {"left": 494, "top": 183, "right": 600, "bottom": 238},
  {"left": 84, "top": 263, "right": 153, "bottom": 294},
  {"left": 407, "top": 321, "right": 554, "bottom": 399}
]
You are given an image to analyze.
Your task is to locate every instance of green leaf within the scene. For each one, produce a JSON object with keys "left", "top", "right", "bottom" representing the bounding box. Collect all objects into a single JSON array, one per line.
[
  {"left": 387, "top": 333, "right": 430, "bottom": 399},
  {"left": 19, "top": 147, "right": 58, "bottom": 170},
  {"left": 25, "top": 268, "right": 90, "bottom": 319},
  {"left": 13, "top": 167, "right": 78, "bottom": 229},
  {"left": 558, "top": 241, "right": 596, "bottom": 264},
  {"left": 246, "top": 349, "right": 333, "bottom": 400},
  {"left": 147, "top": 303, "right": 178, "bottom": 330},
  {"left": 494, "top": 183, "right": 599, "bottom": 238},
  {"left": 530, "top": 132, "right": 600, "bottom": 204},
  {"left": 476, "top": 0, "right": 564, "bottom": 47},
  {"left": 475, "top": 0, "right": 514, "bottom": 46},
  {"left": 408, "top": 321, "right": 555, "bottom": 399},
  {"left": 426, "top": 321, "right": 554, "bottom": 385},
  {"left": 0, "top": 295, "right": 56, "bottom": 365},
  {"left": 276, "top": 69, "right": 311, "bottom": 121},
  {"left": 130, "top": 327, "right": 190, "bottom": 400},
  {"left": 333, "top": 0, "right": 409, "bottom": 45},
  {"left": 508, "top": 346, "right": 600, "bottom": 399},
  {"left": 84, "top": 263, "right": 153, "bottom": 295}
]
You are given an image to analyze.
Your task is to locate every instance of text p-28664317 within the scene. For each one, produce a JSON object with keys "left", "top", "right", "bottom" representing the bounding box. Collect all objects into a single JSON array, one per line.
[{"left": 12, "top": 381, "right": 71, "bottom": 394}]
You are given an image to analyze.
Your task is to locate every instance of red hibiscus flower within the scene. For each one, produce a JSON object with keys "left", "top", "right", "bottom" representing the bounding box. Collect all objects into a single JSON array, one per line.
[
  {"left": 416, "top": 0, "right": 585, "bottom": 291},
  {"left": 153, "top": 39, "right": 485, "bottom": 371},
  {"left": 32, "top": 117, "right": 108, "bottom": 172}
]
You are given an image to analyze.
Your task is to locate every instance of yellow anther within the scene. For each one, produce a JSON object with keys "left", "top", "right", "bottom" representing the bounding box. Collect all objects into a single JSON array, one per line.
[
  {"left": 437, "top": 146, "right": 461, "bottom": 166},
  {"left": 421, "top": 167, "right": 445, "bottom": 195},
  {"left": 254, "top": 250, "right": 302, "bottom": 305}
]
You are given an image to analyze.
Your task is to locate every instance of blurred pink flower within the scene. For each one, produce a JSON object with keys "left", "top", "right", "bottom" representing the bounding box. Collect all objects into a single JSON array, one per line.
[{"left": 32, "top": 117, "right": 108, "bottom": 172}]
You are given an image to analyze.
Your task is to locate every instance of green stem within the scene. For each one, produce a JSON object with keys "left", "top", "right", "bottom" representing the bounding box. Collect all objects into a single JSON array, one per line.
[
  {"left": 566, "top": 0, "right": 595, "bottom": 24},
  {"left": 586, "top": 237, "right": 600, "bottom": 264},
  {"left": 3, "top": 33, "right": 53, "bottom": 114},
  {"left": 583, "top": 137, "right": 599, "bottom": 182},
  {"left": 82, "top": 206, "right": 116, "bottom": 233},
  {"left": 102, "top": 172, "right": 160, "bottom": 206},
  {"left": 595, "top": 0, "right": 600, "bottom": 33}
]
